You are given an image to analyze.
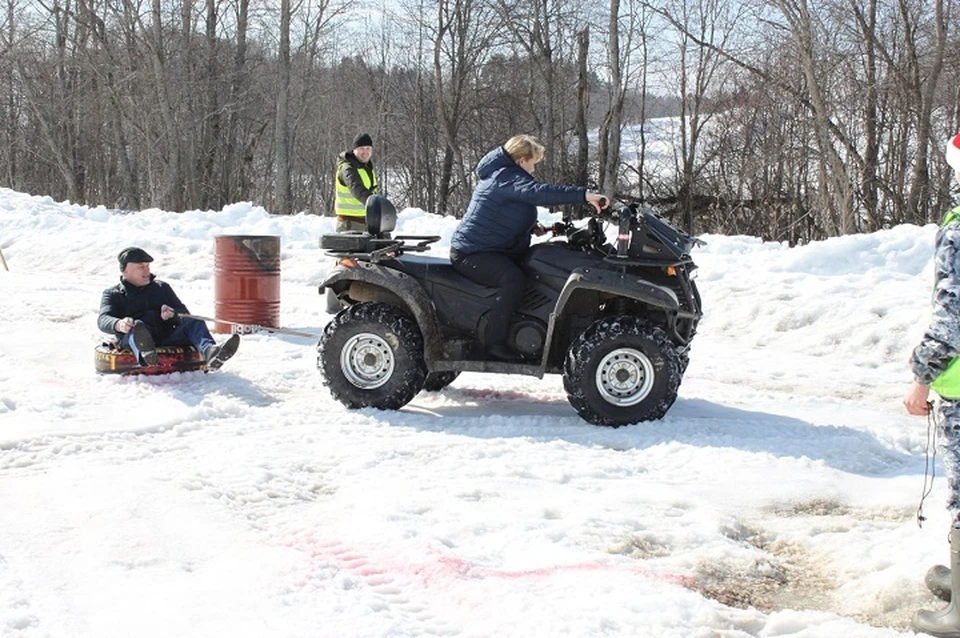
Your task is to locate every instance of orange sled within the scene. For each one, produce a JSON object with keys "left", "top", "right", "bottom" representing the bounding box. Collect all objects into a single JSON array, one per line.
[{"left": 94, "top": 342, "right": 206, "bottom": 375}]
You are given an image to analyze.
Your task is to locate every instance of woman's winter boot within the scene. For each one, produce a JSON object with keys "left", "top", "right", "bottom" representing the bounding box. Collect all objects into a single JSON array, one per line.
[
  {"left": 928, "top": 564, "right": 952, "bottom": 602},
  {"left": 914, "top": 527, "right": 960, "bottom": 636}
]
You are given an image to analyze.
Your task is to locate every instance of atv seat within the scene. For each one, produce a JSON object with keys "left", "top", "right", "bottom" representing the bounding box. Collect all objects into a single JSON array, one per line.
[{"left": 388, "top": 254, "right": 494, "bottom": 297}]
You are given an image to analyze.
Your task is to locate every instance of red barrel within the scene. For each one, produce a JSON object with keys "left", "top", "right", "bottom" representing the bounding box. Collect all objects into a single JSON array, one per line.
[{"left": 214, "top": 235, "right": 281, "bottom": 334}]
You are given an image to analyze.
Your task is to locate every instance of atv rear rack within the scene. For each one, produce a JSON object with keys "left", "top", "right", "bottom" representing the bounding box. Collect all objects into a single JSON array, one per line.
[{"left": 320, "top": 233, "right": 441, "bottom": 264}]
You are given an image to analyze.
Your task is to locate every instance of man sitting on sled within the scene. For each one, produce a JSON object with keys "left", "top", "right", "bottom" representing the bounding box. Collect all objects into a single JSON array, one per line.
[{"left": 98, "top": 246, "right": 240, "bottom": 370}]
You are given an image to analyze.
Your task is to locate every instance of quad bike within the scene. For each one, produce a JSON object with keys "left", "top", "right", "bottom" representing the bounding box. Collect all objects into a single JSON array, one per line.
[{"left": 317, "top": 195, "right": 703, "bottom": 426}]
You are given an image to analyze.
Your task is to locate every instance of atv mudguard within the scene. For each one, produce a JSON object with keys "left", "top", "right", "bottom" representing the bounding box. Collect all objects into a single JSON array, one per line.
[
  {"left": 320, "top": 261, "right": 445, "bottom": 363},
  {"left": 537, "top": 269, "right": 681, "bottom": 365},
  {"left": 554, "top": 268, "right": 680, "bottom": 314}
]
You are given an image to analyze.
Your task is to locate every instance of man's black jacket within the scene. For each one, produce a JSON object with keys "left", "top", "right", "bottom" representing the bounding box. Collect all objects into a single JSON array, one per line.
[{"left": 98, "top": 275, "right": 189, "bottom": 341}]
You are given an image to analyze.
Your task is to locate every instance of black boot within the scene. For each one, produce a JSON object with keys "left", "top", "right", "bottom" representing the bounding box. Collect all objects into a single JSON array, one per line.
[
  {"left": 204, "top": 334, "right": 240, "bottom": 371},
  {"left": 914, "top": 527, "right": 960, "bottom": 636},
  {"left": 132, "top": 323, "right": 158, "bottom": 367}
]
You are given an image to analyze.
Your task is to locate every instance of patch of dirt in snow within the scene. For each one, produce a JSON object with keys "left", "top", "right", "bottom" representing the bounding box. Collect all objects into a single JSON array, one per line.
[
  {"left": 691, "top": 519, "right": 835, "bottom": 613},
  {"left": 784, "top": 498, "right": 853, "bottom": 518},
  {"left": 606, "top": 532, "right": 674, "bottom": 559},
  {"left": 688, "top": 504, "right": 919, "bottom": 632},
  {"left": 776, "top": 498, "right": 912, "bottom": 523}
]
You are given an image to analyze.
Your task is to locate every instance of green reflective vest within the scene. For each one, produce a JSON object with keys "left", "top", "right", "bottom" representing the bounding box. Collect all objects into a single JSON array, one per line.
[
  {"left": 929, "top": 206, "right": 960, "bottom": 398},
  {"left": 334, "top": 161, "right": 377, "bottom": 219}
]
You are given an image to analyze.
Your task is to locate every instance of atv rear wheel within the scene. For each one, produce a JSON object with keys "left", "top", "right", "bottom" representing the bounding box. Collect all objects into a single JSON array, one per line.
[
  {"left": 422, "top": 371, "right": 460, "bottom": 392},
  {"left": 563, "top": 317, "right": 681, "bottom": 426},
  {"left": 318, "top": 302, "right": 427, "bottom": 410}
]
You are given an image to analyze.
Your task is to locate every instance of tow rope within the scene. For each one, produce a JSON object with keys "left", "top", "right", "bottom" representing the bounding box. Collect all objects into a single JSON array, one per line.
[{"left": 176, "top": 312, "right": 320, "bottom": 339}]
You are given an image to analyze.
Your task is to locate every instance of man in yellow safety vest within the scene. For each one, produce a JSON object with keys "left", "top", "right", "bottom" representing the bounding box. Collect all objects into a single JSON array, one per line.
[{"left": 334, "top": 133, "right": 378, "bottom": 232}]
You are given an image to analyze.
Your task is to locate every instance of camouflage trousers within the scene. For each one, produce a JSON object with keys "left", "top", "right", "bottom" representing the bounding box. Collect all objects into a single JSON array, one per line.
[{"left": 940, "top": 399, "right": 960, "bottom": 526}]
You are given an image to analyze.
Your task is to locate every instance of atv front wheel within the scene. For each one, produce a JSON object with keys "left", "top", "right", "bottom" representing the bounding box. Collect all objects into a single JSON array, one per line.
[
  {"left": 318, "top": 302, "right": 427, "bottom": 410},
  {"left": 563, "top": 317, "right": 681, "bottom": 426}
]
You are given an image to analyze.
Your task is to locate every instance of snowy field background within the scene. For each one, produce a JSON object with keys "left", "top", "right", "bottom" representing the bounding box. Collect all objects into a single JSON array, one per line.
[{"left": 0, "top": 186, "right": 949, "bottom": 637}]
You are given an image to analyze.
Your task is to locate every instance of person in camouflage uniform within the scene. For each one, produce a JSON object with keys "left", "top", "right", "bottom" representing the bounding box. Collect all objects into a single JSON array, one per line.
[{"left": 904, "top": 133, "right": 960, "bottom": 637}]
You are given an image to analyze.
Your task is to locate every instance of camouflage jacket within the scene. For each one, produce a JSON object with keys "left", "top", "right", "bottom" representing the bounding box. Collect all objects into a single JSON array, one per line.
[{"left": 911, "top": 208, "right": 960, "bottom": 391}]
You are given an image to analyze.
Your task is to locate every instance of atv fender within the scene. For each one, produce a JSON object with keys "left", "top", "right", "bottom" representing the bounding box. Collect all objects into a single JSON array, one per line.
[
  {"left": 538, "top": 269, "right": 680, "bottom": 367},
  {"left": 320, "top": 262, "right": 444, "bottom": 363},
  {"left": 554, "top": 269, "right": 680, "bottom": 315}
]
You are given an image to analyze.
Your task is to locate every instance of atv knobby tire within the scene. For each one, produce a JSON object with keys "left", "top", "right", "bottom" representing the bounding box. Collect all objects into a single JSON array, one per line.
[
  {"left": 563, "top": 317, "right": 681, "bottom": 426},
  {"left": 318, "top": 302, "right": 427, "bottom": 410},
  {"left": 422, "top": 371, "right": 460, "bottom": 392}
]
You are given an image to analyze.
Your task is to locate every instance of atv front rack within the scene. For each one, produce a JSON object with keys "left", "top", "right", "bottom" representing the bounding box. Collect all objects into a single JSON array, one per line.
[{"left": 602, "top": 253, "right": 698, "bottom": 268}]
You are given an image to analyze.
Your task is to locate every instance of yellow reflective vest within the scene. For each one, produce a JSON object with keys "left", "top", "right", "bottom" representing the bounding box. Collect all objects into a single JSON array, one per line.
[{"left": 334, "top": 160, "right": 377, "bottom": 219}]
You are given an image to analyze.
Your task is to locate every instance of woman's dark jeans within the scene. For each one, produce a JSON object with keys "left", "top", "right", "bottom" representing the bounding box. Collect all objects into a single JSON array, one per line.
[{"left": 450, "top": 249, "right": 525, "bottom": 347}]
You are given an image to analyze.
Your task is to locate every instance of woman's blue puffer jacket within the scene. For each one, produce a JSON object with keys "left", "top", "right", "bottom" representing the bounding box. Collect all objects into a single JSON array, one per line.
[{"left": 450, "top": 146, "right": 587, "bottom": 257}]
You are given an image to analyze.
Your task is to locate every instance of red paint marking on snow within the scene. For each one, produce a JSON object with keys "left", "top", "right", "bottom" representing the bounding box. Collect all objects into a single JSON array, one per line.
[
  {"left": 435, "top": 555, "right": 696, "bottom": 587},
  {"left": 281, "top": 534, "right": 697, "bottom": 592}
]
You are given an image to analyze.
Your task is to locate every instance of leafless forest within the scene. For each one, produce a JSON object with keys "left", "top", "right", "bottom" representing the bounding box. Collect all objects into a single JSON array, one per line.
[{"left": 5, "top": 0, "right": 960, "bottom": 242}]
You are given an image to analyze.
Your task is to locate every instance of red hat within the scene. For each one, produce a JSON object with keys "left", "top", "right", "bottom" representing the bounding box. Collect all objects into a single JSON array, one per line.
[{"left": 947, "top": 133, "right": 960, "bottom": 171}]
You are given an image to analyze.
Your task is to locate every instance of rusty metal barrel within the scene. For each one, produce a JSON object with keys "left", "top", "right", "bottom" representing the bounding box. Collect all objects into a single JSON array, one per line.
[{"left": 213, "top": 235, "right": 281, "bottom": 334}]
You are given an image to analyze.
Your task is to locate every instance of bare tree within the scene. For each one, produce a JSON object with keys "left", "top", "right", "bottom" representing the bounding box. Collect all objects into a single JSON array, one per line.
[
  {"left": 496, "top": 0, "right": 581, "bottom": 180},
  {"left": 573, "top": 26, "right": 589, "bottom": 185},
  {"left": 598, "top": 0, "right": 651, "bottom": 198},
  {"left": 597, "top": 0, "right": 622, "bottom": 198},
  {"left": 3, "top": 0, "right": 960, "bottom": 241},
  {"left": 900, "top": 0, "right": 948, "bottom": 224},
  {"left": 431, "top": 0, "right": 500, "bottom": 215},
  {"left": 273, "top": 0, "right": 292, "bottom": 214},
  {"left": 649, "top": 0, "right": 740, "bottom": 232},
  {"left": 219, "top": 0, "right": 249, "bottom": 207}
]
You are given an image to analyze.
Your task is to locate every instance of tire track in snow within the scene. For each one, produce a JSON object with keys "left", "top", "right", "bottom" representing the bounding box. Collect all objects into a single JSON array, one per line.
[
  {"left": 277, "top": 531, "right": 698, "bottom": 636},
  {"left": 281, "top": 535, "right": 463, "bottom": 636}
]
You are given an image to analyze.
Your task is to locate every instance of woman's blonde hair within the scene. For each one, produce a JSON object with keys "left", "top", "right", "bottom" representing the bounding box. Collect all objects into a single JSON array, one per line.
[{"left": 503, "top": 134, "right": 545, "bottom": 164}]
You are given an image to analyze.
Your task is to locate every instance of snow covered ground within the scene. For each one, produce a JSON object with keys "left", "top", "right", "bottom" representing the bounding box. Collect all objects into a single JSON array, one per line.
[{"left": 0, "top": 187, "right": 948, "bottom": 637}]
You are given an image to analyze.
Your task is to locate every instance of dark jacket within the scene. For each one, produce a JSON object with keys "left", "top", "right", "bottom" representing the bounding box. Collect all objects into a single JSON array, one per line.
[
  {"left": 337, "top": 151, "right": 378, "bottom": 203},
  {"left": 98, "top": 275, "right": 189, "bottom": 341},
  {"left": 450, "top": 146, "right": 587, "bottom": 256}
]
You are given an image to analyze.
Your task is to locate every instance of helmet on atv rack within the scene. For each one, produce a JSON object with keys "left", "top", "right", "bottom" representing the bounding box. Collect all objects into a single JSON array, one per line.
[{"left": 364, "top": 195, "right": 397, "bottom": 237}]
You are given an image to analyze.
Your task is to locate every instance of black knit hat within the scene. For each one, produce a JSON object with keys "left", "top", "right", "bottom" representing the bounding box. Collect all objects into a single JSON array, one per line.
[
  {"left": 352, "top": 133, "right": 373, "bottom": 148},
  {"left": 118, "top": 246, "right": 153, "bottom": 270}
]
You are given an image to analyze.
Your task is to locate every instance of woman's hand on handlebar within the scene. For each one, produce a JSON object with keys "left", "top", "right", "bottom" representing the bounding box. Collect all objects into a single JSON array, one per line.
[{"left": 585, "top": 192, "right": 608, "bottom": 213}]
